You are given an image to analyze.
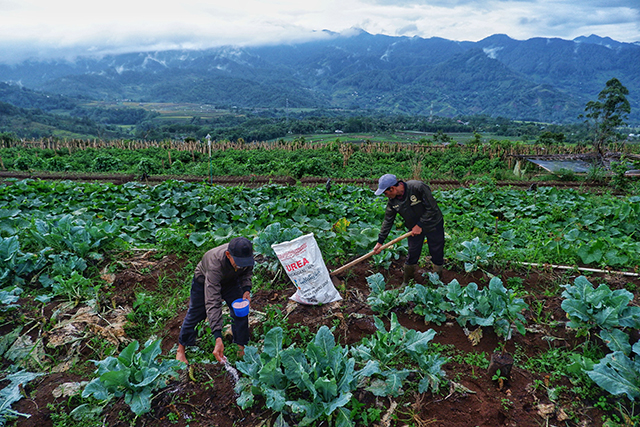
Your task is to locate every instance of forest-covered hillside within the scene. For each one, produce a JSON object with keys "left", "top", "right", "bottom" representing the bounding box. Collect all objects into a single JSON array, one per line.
[{"left": 0, "top": 32, "right": 638, "bottom": 124}]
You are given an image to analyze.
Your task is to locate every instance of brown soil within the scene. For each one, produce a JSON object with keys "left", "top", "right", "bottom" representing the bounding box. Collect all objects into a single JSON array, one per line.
[
  {"left": 0, "top": 170, "right": 617, "bottom": 193},
  {"left": 9, "top": 252, "right": 640, "bottom": 427}
]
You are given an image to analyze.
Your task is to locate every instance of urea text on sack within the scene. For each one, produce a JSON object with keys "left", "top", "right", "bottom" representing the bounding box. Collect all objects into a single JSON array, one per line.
[{"left": 284, "top": 257, "right": 310, "bottom": 272}]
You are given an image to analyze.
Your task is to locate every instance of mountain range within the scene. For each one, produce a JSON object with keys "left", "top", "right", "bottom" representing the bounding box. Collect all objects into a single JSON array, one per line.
[{"left": 0, "top": 31, "right": 638, "bottom": 124}]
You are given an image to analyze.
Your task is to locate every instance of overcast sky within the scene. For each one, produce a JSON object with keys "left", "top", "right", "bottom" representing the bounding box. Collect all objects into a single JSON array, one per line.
[{"left": 0, "top": 0, "right": 638, "bottom": 63}]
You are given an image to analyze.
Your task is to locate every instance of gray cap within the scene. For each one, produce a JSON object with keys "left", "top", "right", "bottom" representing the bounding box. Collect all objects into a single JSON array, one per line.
[{"left": 374, "top": 174, "right": 398, "bottom": 196}]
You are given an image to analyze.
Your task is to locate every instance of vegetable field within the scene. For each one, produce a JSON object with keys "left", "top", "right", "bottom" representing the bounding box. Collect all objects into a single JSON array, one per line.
[{"left": 1, "top": 178, "right": 640, "bottom": 427}]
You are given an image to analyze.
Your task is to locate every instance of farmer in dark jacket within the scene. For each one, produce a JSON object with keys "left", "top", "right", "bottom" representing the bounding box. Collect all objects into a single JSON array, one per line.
[
  {"left": 373, "top": 174, "right": 445, "bottom": 284},
  {"left": 176, "top": 237, "right": 254, "bottom": 365}
]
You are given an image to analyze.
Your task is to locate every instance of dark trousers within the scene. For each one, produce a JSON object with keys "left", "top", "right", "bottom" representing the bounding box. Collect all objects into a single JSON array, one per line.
[
  {"left": 406, "top": 219, "right": 445, "bottom": 266},
  {"left": 178, "top": 276, "right": 249, "bottom": 347}
]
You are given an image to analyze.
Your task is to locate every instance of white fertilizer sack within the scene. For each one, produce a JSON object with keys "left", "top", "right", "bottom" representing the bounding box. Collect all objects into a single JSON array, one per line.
[{"left": 271, "top": 233, "right": 342, "bottom": 305}]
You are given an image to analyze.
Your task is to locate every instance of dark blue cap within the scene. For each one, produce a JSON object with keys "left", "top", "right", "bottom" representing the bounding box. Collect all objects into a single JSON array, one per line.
[{"left": 228, "top": 237, "right": 255, "bottom": 268}]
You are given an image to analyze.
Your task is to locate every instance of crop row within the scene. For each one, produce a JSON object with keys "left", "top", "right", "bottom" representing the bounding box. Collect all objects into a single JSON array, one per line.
[
  {"left": 1, "top": 178, "right": 638, "bottom": 293},
  {"left": 3, "top": 140, "right": 640, "bottom": 183}
]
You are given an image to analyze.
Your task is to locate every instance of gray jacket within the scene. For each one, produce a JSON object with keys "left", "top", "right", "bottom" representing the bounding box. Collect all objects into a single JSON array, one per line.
[{"left": 194, "top": 243, "right": 253, "bottom": 336}]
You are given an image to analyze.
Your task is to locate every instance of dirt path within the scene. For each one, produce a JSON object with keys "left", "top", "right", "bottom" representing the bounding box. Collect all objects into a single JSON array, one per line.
[{"left": 0, "top": 170, "right": 615, "bottom": 193}]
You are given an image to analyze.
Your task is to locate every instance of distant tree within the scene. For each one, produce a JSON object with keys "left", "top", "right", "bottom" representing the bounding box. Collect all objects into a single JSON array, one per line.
[
  {"left": 582, "top": 78, "right": 630, "bottom": 156},
  {"left": 536, "top": 131, "right": 565, "bottom": 146},
  {"left": 0, "top": 132, "right": 18, "bottom": 148},
  {"left": 468, "top": 132, "right": 483, "bottom": 146},
  {"left": 432, "top": 130, "right": 452, "bottom": 143}
]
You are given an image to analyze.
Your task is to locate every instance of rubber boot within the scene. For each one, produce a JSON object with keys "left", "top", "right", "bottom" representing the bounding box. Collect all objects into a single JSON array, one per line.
[
  {"left": 402, "top": 264, "right": 417, "bottom": 286},
  {"left": 434, "top": 264, "right": 443, "bottom": 276}
]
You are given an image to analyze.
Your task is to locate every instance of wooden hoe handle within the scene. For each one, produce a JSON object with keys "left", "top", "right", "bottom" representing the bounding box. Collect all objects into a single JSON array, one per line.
[{"left": 330, "top": 231, "right": 413, "bottom": 276}]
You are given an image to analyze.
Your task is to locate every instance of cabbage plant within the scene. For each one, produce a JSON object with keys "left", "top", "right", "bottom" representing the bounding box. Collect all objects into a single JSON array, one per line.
[
  {"left": 235, "top": 326, "right": 379, "bottom": 427},
  {"left": 79, "top": 338, "right": 184, "bottom": 416},
  {"left": 351, "top": 312, "right": 447, "bottom": 396},
  {"left": 588, "top": 329, "right": 640, "bottom": 401},
  {"left": 454, "top": 237, "right": 495, "bottom": 273},
  {"left": 561, "top": 275, "right": 640, "bottom": 335}
]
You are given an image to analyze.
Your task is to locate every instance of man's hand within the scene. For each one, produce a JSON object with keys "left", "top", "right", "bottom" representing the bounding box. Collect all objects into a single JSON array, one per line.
[
  {"left": 373, "top": 242, "right": 383, "bottom": 254},
  {"left": 411, "top": 225, "right": 422, "bottom": 236},
  {"left": 213, "top": 337, "right": 226, "bottom": 363},
  {"left": 243, "top": 291, "right": 251, "bottom": 303}
]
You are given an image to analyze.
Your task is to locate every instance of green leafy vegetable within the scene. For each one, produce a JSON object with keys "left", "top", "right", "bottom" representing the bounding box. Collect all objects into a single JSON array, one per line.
[
  {"left": 454, "top": 237, "right": 495, "bottom": 273},
  {"left": 587, "top": 332, "right": 640, "bottom": 401},
  {"left": 443, "top": 276, "right": 528, "bottom": 340},
  {"left": 366, "top": 273, "right": 406, "bottom": 314},
  {"left": 0, "top": 370, "right": 43, "bottom": 425},
  {"left": 351, "top": 313, "right": 447, "bottom": 396},
  {"left": 561, "top": 276, "right": 640, "bottom": 334},
  {"left": 81, "top": 338, "right": 184, "bottom": 416},
  {"left": 0, "top": 286, "right": 22, "bottom": 311},
  {"left": 253, "top": 223, "right": 303, "bottom": 271},
  {"left": 236, "top": 326, "right": 381, "bottom": 426}
]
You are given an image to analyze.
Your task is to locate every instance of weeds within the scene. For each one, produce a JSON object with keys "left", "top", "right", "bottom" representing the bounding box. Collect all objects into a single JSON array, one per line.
[
  {"left": 252, "top": 304, "right": 313, "bottom": 345},
  {"left": 349, "top": 399, "right": 383, "bottom": 425},
  {"left": 125, "top": 292, "right": 174, "bottom": 340},
  {"left": 48, "top": 402, "right": 105, "bottom": 427},
  {"left": 448, "top": 349, "right": 490, "bottom": 369},
  {"left": 85, "top": 336, "right": 118, "bottom": 361},
  {"left": 529, "top": 299, "right": 549, "bottom": 324},
  {"left": 500, "top": 398, "right": 513, "bottom": 411},
  {"left": 395, "top": 393, "right": 438, "bottom": 427},
  {"left": 505, "top": 276, "right": 526, "bottom": 294}
]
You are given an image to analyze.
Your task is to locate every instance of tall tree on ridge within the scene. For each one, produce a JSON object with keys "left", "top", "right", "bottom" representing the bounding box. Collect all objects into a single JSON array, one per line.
[{"left": 582, "top": 78, "right": 631, "bottom": 160}]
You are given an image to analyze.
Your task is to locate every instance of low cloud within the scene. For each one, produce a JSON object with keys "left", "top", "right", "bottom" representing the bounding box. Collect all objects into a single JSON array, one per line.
[
  {"left": 396, "top": 24, "right": 418, "bottom": 35},
  {"left": 0, "top": 0, "right": 638, "bottom": 63}
]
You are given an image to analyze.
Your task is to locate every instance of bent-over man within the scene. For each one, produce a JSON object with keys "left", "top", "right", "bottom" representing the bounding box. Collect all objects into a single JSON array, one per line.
[{"left": 176, "top": 237, "right": 254, "bottom": 364}]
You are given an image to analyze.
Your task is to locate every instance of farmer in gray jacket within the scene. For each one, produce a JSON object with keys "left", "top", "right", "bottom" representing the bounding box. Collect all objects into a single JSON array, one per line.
[
  {"left": 373, "top": 174, "right": 445, "bottom": 285},
  {"left": 176, "top": 237, "right": 254, "bottom": 365}
]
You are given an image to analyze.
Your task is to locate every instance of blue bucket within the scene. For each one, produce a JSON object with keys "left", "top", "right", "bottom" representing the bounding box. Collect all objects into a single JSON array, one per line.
[{"left": 232, "top": 299, "right": 250, "bottom": 317}]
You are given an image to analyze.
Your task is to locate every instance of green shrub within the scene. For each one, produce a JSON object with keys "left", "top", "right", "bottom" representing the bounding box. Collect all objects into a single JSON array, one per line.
[
  {"left": 14, "top": 157, "right": 32, "bottom": 171},
  {"left": 169, "top": 159, "right": 185, "bottom": 174},
  {"left": 91, "top": 155, "right": 120, "bottom": 172},
  {"left": 136, "top": 158, "right": 160, "bottom": 176},
  {"left": 290, "top": 157, "right": 334, "bottom": 178},
  {"left": 46, "top": 157, "right": 71, "bottom": 171}
]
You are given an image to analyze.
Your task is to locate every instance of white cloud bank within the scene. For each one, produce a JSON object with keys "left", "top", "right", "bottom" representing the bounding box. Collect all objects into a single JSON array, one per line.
[{"left": 0, "top": 0, "right": 638, "bottom": 62}]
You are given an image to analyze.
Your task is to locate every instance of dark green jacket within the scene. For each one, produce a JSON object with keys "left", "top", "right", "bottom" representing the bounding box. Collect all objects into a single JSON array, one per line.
[{"left": 377, "top": 180, "right": 443, "bottom": 244}]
